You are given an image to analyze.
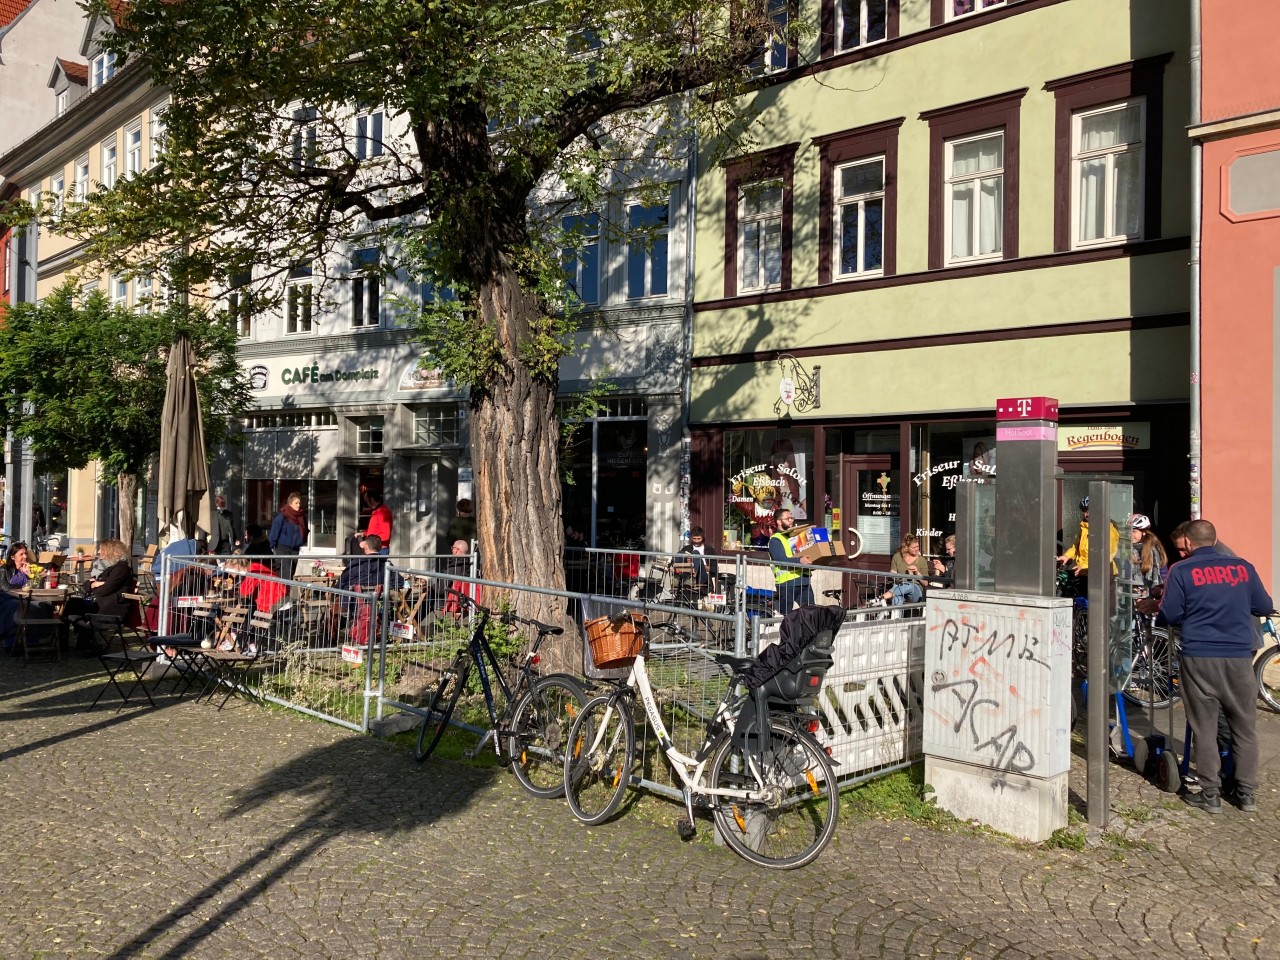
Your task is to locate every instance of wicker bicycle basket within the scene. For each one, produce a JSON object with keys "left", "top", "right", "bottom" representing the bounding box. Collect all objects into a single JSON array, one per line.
[{"left": 584, "top": 612, "right": 648, "bottom": 669}]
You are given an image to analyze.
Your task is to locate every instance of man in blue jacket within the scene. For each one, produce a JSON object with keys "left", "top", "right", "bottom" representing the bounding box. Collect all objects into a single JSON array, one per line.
[{"left": 1156, "top": 519, "right": 1273, "bottom": 814}]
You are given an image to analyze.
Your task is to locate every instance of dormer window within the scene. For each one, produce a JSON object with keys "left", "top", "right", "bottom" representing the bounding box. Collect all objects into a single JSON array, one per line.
[
  {"left": 57, "top": 89, "right": 70, "bottom": 117},
  {"left": 90, "top": 50, "right": 116, "bottom": 91}
]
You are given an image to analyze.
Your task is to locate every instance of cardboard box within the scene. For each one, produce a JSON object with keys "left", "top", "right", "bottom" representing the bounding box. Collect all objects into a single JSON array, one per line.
[
  {"left": 799, "top": 539, "right": 847, "bottom": 565},
  {"left": 786, "top": 525, "right": 831, "bottom": 554}
]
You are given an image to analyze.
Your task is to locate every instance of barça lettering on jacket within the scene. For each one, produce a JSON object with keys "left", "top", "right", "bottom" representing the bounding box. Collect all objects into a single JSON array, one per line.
[{"left": 1189, "top": 564, "right": 1250, "bottom": 587}]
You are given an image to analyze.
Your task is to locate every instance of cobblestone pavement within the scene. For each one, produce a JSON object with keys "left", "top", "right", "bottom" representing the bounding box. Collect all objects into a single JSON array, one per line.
[{"left": 2, "top": 658, "right": 1277, "bottom": 959}]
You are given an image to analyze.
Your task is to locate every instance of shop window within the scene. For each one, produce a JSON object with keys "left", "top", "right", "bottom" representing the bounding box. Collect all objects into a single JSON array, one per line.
[
  {"left": 723, "top": 429, "right": 813, "bottom": 549},
  {"left": 356, "top": 417, "right": 384, "bottom": 455},
  {"left": 414, "top": 405, "right": 461, "bottom": 446},
  {"left": 907, "top": 422, "right": 995, "bottom": 560}
]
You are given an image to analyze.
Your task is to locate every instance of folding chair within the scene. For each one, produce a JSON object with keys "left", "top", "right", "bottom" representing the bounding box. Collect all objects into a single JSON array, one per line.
[
  {"left": 14, "top": 590, "right": 67, "bottom": 663},
  {"left": 90, "top": 614, "right": 165, "bottom": 711}
]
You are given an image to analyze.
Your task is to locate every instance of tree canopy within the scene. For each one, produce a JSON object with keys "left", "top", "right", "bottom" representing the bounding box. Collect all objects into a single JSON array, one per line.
[
  {"left": 0, "top": 284, "right": 250, "bottom": 543},
  {"left": 48, "top": 0, "right": 777, "bottom": 619}
]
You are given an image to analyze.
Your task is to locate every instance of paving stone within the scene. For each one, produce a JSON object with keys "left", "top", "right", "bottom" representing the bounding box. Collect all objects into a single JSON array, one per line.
[{"left": 2, "top": 658, "right": 1278, "bottom": 958}]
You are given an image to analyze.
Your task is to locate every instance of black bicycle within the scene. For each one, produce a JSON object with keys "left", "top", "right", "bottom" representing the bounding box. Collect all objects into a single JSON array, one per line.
[{"left": 415, "top": 594, "right": 586, "bottom": 799}]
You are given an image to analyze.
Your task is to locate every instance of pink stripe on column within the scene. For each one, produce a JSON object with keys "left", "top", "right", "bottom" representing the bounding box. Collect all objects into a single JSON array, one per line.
[{"left": 997, "top": 425, "right": 1057, "bottom": 442}]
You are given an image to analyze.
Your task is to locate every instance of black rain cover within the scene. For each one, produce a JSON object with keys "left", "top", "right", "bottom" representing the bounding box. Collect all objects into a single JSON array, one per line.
[{"left": 741, "top": 604, "right": 845, "bottom": 691}]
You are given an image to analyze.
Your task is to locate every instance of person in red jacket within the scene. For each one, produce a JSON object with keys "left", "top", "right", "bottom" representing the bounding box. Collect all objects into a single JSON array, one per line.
[
  {"left": 363, "top": 491, "right": 392, "bottom": 555},
  {"left": 233, "top": 558, "right": 288, "bottom": 615}
]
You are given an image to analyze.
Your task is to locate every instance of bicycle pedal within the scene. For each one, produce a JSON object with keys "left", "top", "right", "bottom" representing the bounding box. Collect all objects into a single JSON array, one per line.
[{"left": 676, "top": 817, "right": 697, "bottom": 841}]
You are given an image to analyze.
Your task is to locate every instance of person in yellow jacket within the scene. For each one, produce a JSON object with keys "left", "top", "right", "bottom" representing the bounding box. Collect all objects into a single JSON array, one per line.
[
  {"left": 1057, "top": 496, "right": 1120, "bottom": 577},
  {"left": 768, "top": 508, "right": 814, "bottom": 611}
]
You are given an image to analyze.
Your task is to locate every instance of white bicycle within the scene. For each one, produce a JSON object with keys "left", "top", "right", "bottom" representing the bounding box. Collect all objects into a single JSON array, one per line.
[{"left": 563, "top": 617, "right": 839, "bottom": 870}]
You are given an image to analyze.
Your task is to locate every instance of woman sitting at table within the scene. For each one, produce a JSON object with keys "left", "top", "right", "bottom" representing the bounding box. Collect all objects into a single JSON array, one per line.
[
  {"left": 64, "top": 539, "right": 137, "bottom": 651},
  {"left": 1, "top": 541, "right": 33, "bottom": 653},
  {"left": 227, "top": 557, "right": 288, "bottom": 615}
]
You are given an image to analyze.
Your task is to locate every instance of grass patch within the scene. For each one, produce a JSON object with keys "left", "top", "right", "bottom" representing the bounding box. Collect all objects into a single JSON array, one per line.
[
  {"left": 843, "top": 765, "right": 958, "bottom": 828},
  {"left": 1044, "top": 827, "right": 1086, "bottom": 851},
  {"left": 1101, "top": 830, "right": 1149, "bottom": 851},
  {"left": 1113, "top": 802, "right": 1155, "bottom": 823}
]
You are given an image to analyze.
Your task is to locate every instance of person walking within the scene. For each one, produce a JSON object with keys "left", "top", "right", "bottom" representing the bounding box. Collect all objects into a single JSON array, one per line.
[
  {"left": 768, "top": 508, "right": 813, "bottom": 612},
  {"left": 1150, "top": 519, "right": 1272, "bottom": 814},
  {"left": 269, "top": 492, "right": 308, "bottom": 581}
]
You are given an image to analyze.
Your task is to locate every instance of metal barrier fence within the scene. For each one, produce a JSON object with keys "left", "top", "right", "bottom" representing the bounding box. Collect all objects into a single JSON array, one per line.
[{"left": 158, "top": 549, "right": 926, "bottom": 791}]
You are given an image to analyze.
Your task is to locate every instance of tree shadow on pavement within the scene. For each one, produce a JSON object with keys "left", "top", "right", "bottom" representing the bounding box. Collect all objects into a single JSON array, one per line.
[{"left": 101, "top": 734, "right": 492, "bottom": 960}]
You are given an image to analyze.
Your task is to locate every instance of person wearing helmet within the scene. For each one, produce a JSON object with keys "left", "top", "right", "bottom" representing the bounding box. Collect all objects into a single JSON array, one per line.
[
  {"left": 1130, "top": 513, "right": 1168, "bottom": 598},
  {"left": 1057, "top": 495, "right": 1120, "bottom": 585}
]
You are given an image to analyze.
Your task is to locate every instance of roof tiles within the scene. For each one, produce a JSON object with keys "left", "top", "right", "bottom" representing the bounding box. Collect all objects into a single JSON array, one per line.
[{"left": 0, "top": 0, "right": 31, "bottom": 30}]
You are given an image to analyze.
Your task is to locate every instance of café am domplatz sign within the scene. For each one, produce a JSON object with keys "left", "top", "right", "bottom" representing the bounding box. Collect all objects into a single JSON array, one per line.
[{"left": 246, "top": 352, "right": 457, "bottom": 397}]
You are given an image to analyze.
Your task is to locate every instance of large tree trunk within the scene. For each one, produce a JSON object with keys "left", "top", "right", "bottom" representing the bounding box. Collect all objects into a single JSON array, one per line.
[
  {"left": 117, "top": 471, "right": 138, "bottom": 555},
  {"left": 471, "top": 264, "right": 575, "bottom": 670}
]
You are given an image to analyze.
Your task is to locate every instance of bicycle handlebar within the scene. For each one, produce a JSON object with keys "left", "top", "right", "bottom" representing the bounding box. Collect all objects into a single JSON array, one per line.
[{"left": 444, "top": 589, "right": 564, "bottom": 637}]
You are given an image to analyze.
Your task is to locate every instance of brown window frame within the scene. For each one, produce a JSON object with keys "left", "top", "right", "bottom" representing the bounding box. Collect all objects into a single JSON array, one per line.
[
  {"left": 723, "top": 143, "right": 799, "bottom": 299},
  {"left": 1044, "top": 54, "right": 1172, "bottom": 252},
  {"left": 921, "top": 89, "right": 1026, "bottom": 270},
  {"left": 819, "top": 0, "right": 900, "bottom": 59},
  {"left": 815, "top": 118, "right": 904, "bottom": 284}
]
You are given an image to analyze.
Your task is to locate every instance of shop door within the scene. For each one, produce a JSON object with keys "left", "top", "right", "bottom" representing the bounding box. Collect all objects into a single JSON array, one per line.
[{"left": 842, "top": 455, "right": 899, "bottom": 562}]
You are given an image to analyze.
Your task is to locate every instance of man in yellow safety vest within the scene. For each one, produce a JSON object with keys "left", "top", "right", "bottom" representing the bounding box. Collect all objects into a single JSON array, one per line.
[{"left": 769, "top": 508, "right": 814, "bottom": 612}]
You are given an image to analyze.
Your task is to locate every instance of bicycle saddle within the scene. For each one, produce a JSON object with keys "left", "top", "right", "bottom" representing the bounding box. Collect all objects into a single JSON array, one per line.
[{"left": 713, "top": 652, "right": 755, "bottom": 672}]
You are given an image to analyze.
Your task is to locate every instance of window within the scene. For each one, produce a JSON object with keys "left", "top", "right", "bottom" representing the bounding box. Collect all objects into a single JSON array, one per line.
[
  {"left": 125, "top": 123, "right": 143, "bottom": 178},
  {"left": 356, "top": 417, "right": 384, "bottom": 455},
  {"left": 56, "top": 89, "right": 69, "bottom": 117},
  {"left": 149, "top": 103, "right": 168, "bottom": 167},
  {"left": 414, "top": 405, "right": 461, "bottom": 446},
  {"left": 817, "top": 119, "right": 901, "bottom": 283},
  {"left": 350, "top": 248, "right": 380, "bottom": 327},
  {"left": 50, "top": 173, "right": 65, "bottom": 217},
  {"left": 101, "top": 136, "right": 118, "bottom": 189},
  {"left": 293, "top": 106, "right": 318, "bottom": 172},
  {"left": 838, "top": 0, "right": 887, "bottom": 51},
  {"left": 626, "top": 201, "right": 669, "bottom": 299},
  {"left": 90, "top": 50, "right": 116, "bottom": 90},
  {"left": 355, "top": 105, "right": 384, "bottom": 160},
  {"left": 723, "top": 145, "right": 796, "bottom": 298},
  {"left": 738, "top": 181, "right": 784, "bottom": 291},
  {"left": 922, "top": 89, "right": 1023, "bottom": 269},
  {"left": 227, "top": 272, "right": 252, "bottom": 335},
  {"left": 27, "top": 187, "right": 41, "bottom": 236},
  {"left": 80, "top": 279, "right": 99, "bottom": 301},
  {"left": 561, "top": 212, "right": 600, "bottom": 304},
  {"left": 110, "top": 276, "right": 129, "bottom": 307},
  {"left": 943, "top": 0, "right": 1004, "bottom": 20},
  {"left": 834, "top": 158, "right": 885, "bottom": 277},
  {"left": 1071, "top": 102, "right": 1144, "bottom": 246},
  {"left": 135, "top": 273, "right": 154, "bottom": 309},
  {"left": 1045, "top": 57, "right": 1168, "bottom": 251},
  {"left": 286, "top": 265, "right": 314, "bottom": 334},
  {"left": 751, "top": 0, "right": 792, "bottom": 73},
  {"left": 74, "top": 155, "right": 90, "bottom": 201},
  {"left": 945, "top": 132, "right": 1004, "bottom": 263}
]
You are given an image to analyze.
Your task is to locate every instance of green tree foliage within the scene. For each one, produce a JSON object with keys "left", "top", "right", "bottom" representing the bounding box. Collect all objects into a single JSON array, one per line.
[
  {"left": 49, "top": 0, "right": 778, "bottom": 609},
  {"left": 0, "top": 284, "right": 251, "bottom": 544}
]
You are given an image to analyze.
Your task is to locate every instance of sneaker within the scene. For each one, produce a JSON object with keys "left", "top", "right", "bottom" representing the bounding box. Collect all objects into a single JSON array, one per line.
[
  {"left": 1182, "top": 790, "right": 1222, "bottom": 814},
  {"left": 245, "top": 643, "right": 259, "bottom": 657},
  {"left": 1233, "top": 790, "right": 1257, "bottom": 813}
]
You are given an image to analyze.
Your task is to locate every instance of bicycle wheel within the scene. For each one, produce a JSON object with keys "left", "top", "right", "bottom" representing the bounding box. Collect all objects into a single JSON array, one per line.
[
  {"left": 415, "top": 653, "right": 469, "bottom": 762},
  {"left": 1256, "top": 645, "right": 1280, "bottom": 713},
  {"left": 563, "top": 694, "right": 635, "bottom": 825},
  {"left": 709, "top": 718, "right": 839, "bottom": 870},
  {"left": 1121, "top": 626, "right": 1180, "bottom": 709},
  {"left": 507, "top": 674, "right": 586, "bottom": 799}
]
